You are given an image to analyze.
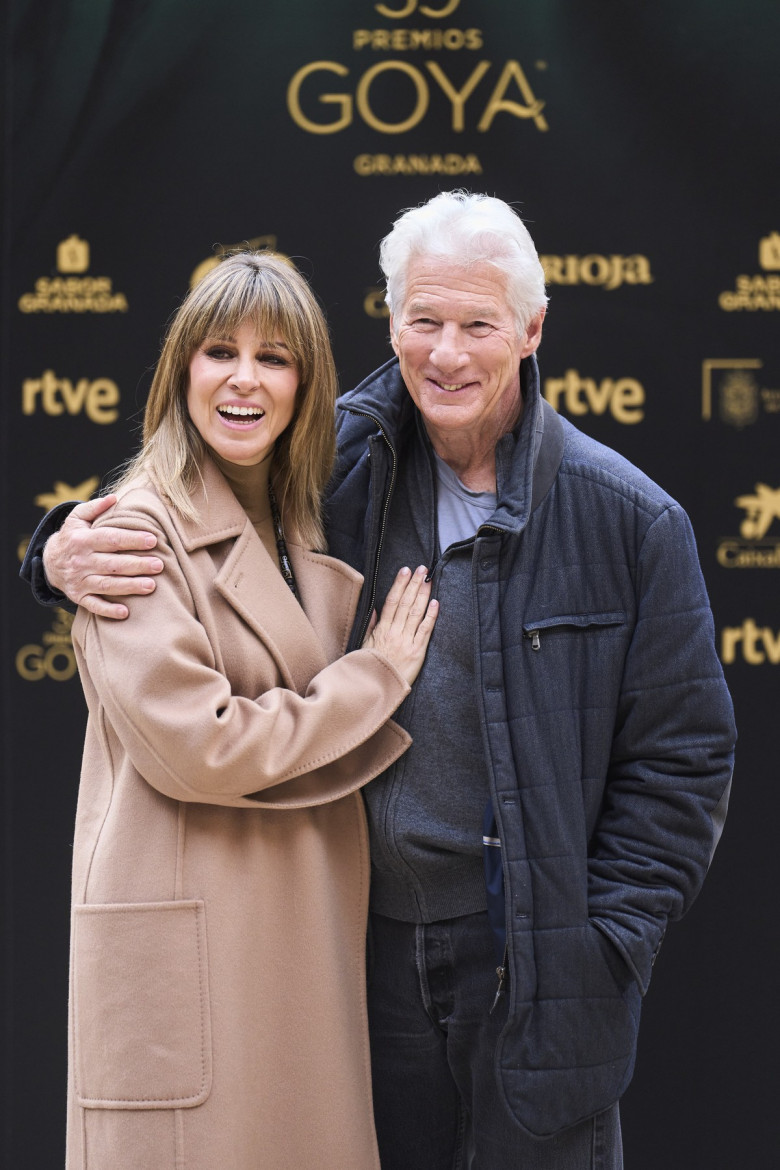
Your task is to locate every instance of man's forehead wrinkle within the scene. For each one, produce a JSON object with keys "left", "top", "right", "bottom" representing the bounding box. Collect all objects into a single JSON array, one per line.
[{"left": 404, "top": 295, "right": 505, "bottom": 319}]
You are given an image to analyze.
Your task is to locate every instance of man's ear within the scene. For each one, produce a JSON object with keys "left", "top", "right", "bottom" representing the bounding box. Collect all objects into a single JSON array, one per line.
[
  {"left": 389, "top": 314, "right": 399, "bottom": 356},
  {"left": 520, "top": 307, "right": 546, "bottom": 358}
]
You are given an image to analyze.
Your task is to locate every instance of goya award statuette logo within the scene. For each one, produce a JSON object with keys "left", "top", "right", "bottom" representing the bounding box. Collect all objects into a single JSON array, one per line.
[{"left": 18, "top": 237, "right": 129, "bottom": 313}]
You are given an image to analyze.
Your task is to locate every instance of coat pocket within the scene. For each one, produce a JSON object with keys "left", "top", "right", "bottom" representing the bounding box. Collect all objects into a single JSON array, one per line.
[{"left": 72, "top": 900, "right": 212, "bottom": 1109}]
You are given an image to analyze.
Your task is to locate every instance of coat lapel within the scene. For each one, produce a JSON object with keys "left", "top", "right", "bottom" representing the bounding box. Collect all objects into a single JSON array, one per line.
[
  {"left": 287, "top": 543, "right": 365, "bottom": 664},
  {"left": 172, "top": 457, "right": 364, "bottom": 692}
]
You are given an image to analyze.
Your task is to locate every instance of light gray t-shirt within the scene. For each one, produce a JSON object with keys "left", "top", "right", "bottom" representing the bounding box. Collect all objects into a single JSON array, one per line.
[{"left": 434, "top": 450, "right": 497, "bottom": 550}]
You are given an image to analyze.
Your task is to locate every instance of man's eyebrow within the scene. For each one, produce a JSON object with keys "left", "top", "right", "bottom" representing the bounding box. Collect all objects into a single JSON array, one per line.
[{"left": 405, "top": 301, "right": 496, "bottom": 319}]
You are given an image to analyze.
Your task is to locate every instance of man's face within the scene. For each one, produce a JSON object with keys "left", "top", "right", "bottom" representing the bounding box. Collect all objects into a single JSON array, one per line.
[{"left": 389, "top": 258, "right": 544, "bottom": 448}]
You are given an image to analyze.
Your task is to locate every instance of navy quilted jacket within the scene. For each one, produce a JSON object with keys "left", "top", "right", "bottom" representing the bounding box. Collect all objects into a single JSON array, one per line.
[{"left": 326, "top": 354, "right": 736, "bottom": 1137}]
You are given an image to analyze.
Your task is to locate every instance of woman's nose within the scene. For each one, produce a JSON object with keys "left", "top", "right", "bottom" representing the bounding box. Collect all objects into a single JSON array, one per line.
[{"left": 228, "top": 355, "right": 260, "bottom": 391}]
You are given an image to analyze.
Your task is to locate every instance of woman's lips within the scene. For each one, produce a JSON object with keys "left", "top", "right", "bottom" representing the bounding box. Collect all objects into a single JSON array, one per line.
[{"left": 216, "top": 404, "right": 265, "bottom": 425}]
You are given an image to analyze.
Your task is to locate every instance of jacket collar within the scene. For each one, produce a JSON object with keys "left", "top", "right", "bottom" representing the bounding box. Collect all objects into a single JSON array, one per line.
[{"left": 337, "top": 354, "right": 564, "bottom": 534}]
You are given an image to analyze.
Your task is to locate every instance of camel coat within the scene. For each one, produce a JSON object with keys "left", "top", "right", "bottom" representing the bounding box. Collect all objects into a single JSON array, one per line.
[{"left": 68, "top": 457, "right": 412, "bottom": 1170}]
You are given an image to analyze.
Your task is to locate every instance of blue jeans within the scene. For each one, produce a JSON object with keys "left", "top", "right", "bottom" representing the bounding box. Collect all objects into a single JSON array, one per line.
[{"left": 367, "top": 911, "right": 623, "bottom": 1170}]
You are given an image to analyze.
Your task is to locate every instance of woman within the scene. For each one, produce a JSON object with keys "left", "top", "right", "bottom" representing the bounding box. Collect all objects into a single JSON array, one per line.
[{"left": 67, "top": 251, "right": 438, "bottom": 1170}]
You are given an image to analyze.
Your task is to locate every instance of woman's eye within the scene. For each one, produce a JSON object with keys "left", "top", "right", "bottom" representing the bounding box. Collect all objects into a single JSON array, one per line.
[{"left": 205, "top": 346, "right": 233, "bottom": 359}]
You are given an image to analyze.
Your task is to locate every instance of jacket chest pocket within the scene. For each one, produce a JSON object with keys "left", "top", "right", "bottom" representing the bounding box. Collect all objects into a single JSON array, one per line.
[
  {"left": 522, "top": 611, "right": 626, "bottom": 652},
  {"left": 520, "top": 613, "right": 628, "bottom": 713}
]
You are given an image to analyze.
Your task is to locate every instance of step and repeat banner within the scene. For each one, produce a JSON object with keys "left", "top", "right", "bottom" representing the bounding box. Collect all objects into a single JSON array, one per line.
[{"left": 3, "top": 2, "right": 778, "bottom": 1166}]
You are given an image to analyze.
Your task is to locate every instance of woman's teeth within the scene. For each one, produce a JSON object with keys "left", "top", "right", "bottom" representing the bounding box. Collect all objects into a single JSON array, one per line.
[{"left": 218, "top": 405, "right": 264, "bottom": 417}]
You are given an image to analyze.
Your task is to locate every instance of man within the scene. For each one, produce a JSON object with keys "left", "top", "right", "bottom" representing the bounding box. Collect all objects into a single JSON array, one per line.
[{"left": 24, "top": 192, "right": 735, "bottom": 1169}]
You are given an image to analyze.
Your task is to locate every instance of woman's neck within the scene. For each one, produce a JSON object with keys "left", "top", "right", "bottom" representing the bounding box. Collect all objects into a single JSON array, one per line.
[{"left": 209, "top": 449, "right": 273, "bottom": 528}]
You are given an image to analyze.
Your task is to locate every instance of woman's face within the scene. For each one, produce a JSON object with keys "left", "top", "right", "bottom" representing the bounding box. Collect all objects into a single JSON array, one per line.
[{"left": 186, "top": 318, "right": 299, "bottom": 466}]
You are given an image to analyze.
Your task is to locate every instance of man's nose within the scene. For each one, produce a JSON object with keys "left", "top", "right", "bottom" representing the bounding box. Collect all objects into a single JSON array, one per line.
[{"left": 430, "top": 324, "right": 468, "bottom": 371}]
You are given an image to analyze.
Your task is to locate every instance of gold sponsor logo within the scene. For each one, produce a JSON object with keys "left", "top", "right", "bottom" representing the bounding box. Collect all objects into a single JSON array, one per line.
[
  {"left": 540, "top": 254, "right": 653, "bottom": 291},
  {"left": 354, "top": 151, "right": 482, "bottom": 175},
  {"left": 16, "top": 609, "right": 78, "bottom": 682},
  {"left": 57, "top": 234, "right": 90, "bottom": 272},
  {"left": 721, "top": 620, "right": 780, "bottom": 665},
  {"left": 22, "top": 370, "right": 120, "bottom": 424},
  {"left": 190, "top": 236, "right": 290, "bottom": 288},
  {"left": 701, "top": 359, "right": 780, "bottom": 427},
  {"left": 18, "top": 237, "right": 128, "bottom": 314},
  {"left": 287, "top": 1, "right": 547, "bottom": 143},
  {"left": 364, "top": 287, "right": 390, "bottom": 317},
  {"left": 718, "top": 233, "right": 780, "bottom": 311},
  {"left": 544, "top": 369, "right": 645, "bottom": 424},
  {"left": 717, "top": 484, "right": 780, "bottom": 569}
]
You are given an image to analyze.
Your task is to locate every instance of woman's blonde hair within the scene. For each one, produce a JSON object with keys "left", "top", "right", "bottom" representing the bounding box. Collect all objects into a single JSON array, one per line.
[{"left": 113, "top": 251, "right": 337, "bottom": 550}]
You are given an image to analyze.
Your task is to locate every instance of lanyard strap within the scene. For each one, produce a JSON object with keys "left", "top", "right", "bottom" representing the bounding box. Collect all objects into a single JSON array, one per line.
[{"left": 267, "top": 483, "right": 299, "bottom": 600}]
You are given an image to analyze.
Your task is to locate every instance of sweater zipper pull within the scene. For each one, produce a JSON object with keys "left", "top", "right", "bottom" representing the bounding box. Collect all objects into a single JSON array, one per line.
[
  {"left": 490, "top": 946, "right": 508, "bottom": 1014},
  {"left": 524, "top": 629, "right": 541, "bottom": 651}
]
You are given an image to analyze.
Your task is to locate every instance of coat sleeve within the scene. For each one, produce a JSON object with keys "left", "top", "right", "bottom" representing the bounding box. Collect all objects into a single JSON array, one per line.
[
  {"left": 72, "top": 508, "right": 412, "bottom": 811},
  {"left": 587, "top": 503, "right": 736, "bottom": 994}
]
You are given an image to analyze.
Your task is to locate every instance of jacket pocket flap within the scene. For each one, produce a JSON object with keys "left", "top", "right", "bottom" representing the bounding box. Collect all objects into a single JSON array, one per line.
[
  {"left": 523, "top": 611, "right": 625, "bottom": 633},
  {"left": 72, "top": 900, "right": 212, "bottom": 1109}
]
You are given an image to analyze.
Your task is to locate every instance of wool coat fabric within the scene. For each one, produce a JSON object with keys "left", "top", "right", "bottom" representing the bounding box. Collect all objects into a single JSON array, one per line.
[{"left": 68, "top": 456, "right": 412, "bottom": 1170}]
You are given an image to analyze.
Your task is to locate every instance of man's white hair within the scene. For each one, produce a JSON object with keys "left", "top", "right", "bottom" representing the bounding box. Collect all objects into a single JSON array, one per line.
[{"left": 379, "top": 191, "right": 548, "bottom": 334}]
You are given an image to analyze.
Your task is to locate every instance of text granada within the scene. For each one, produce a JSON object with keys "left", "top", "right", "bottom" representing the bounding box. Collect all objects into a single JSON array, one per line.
[{"left": 354, "top": 152, "right": 482, "bottom": 176}]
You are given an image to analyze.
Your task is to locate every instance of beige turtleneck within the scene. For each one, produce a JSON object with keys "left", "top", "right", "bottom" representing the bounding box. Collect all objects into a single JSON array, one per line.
[{"left": 209, "top": 450, "right": 279, "bottom": 565}]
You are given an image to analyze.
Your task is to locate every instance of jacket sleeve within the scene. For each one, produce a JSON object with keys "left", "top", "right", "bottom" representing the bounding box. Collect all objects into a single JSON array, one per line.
[
  {"left": 587, "top": 503, "right": 736, "bottom": 994},
  {"left": 19, "top": 501, "right": 79, "bottom": 610},
  {"left": 72, "top": 510, "right": 412, "bottom": 811}
]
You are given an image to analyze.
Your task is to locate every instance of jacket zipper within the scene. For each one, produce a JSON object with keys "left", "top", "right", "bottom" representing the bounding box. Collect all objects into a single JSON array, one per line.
[
  {"left": 343, "top": 407, "right": 398, "bottom": 644},
  {"left": 490, "top": 944, "right": 509, "bottom": 1013},
  {"left": 474, "top": 520, "right": 512, "bottom": 1018}
]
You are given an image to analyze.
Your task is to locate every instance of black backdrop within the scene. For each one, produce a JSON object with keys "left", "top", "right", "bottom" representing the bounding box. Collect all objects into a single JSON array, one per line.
[{"left": 3, "top": 2, "right": 779, "bottom": 1167}]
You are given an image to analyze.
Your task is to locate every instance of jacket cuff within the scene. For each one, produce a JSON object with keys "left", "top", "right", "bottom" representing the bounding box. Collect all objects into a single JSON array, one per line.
[{"left": 20, "top": 501, "right": 79, "bottom": 612}]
